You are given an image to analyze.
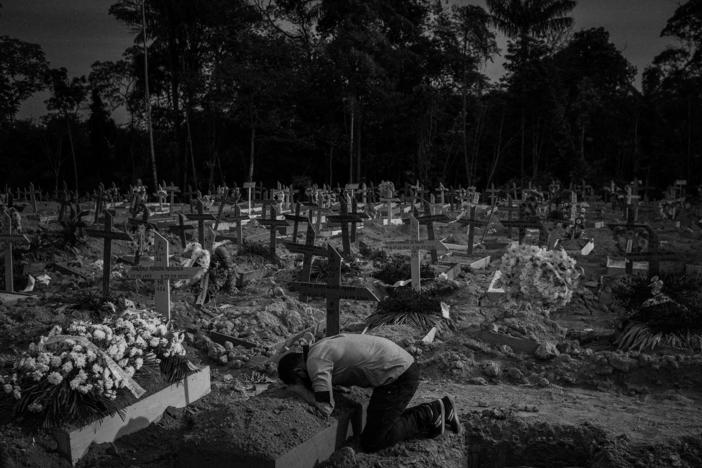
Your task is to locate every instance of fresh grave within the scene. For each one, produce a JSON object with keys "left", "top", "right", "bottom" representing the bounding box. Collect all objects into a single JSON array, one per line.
[{"left": 0, "top": 308, "right": 210, "bottom": 464}]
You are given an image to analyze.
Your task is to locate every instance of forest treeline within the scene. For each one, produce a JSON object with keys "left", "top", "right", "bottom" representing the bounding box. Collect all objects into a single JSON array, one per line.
[{"left": 0, "top": 0, "right": 700, "bottom": 195}]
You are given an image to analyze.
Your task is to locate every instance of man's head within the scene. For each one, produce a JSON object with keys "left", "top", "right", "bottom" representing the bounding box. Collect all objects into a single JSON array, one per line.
[{"left": 277, "top": 352, "right": 309, "bottom": 386}]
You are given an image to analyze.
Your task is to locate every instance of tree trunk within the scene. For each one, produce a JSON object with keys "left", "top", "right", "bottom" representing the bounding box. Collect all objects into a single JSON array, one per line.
[
  {"left": 65, "top": 117, "right": 79, "bottom": 195},
  {"left": 329, "top": 144, "right": 334, "bottom": 186},
  {"left": 356, "top": 107, "right": 362, "bottom": 183},
  {"left": 579, "top": 123, "right": 586, "bottom": 163},
  {"left": 248, "top": 123, "right": 256, "bottom": 183},
  {"left": 462, "top": 72, "right": 469, "bottom": 184},
  {"left": 348, "top": 96, "right": 355, "bottom": 183},
  {"left": 142, "top": 0, "right": 158, "bottom": 187},
  {"left": 520, "top": 108, "right": 526, "bottom": 183},
  {"left": 185, "top": 107, "right": 198, "bottom": 187}
]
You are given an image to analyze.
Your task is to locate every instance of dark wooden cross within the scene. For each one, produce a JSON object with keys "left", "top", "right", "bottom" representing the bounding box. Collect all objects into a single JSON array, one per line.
[
  {"left": 186, "top": 199, "right": 215, "bottom": 246},
  {"left": 326, "top": 197, "right": 364, "bottom": 258},
  {"left": 258, "top": 206, "right": 288, "bottom": 259},
  {"left": 485, "top": 184, "right": 499, "bottom": 208},
  {"left": 0, "top": 213, "right": 30, "bottom": 292},
  {"left": 416, "top": 207, "right": 451, "bottom": 263},
  {"left": 86, "top": 212, "right": 131, "bottom": 298},
  {"left": 458, "top": 206, "right": 488, "bottom": 255},
  {"left": 290, "top": 244, "right": 379, "bottom": 336},
  {"left": 501, "top": 215, "right": 549, "bottom": 247},
  {"left": 168, "top": 213, "right": 194, "bottom": 249},
  {"left": 214, "top": 190, "right": 240, "bottom": 231},
  {"left": 607, "top": 209, "right": 670, "bottom": 277},
  {"left": 284, "top": 202, "right": 308, "bottom": 242},
  {"left": 284, "top": 219, "right": 326, "bottom": 285}
]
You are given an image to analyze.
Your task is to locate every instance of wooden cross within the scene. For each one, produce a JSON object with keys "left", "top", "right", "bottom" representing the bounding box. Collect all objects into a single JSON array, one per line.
[
  {"left": 167, "top": 213, "right": 194, "bottom": 249},
  {"left": 501, "top": 216, "right": 549, "bottom": 247},
  {"left": 290, "top": 244, "right": 379, "bottom": 336},
  {"left": 326, "top": 197, "right": 364, "bottom": 258},
  {"left": 86, "top": 212, "right": 131, "bottom": 298},
  {"left": 0, "top": 213, "right": 30, "bottom": 292},
  {"left": 416, "top": 209, "right": 451, "bottom": 263},
  {"left": 126, "top": 232, "right": 201, "bottom": 321},
  {"left": 243, "top": 181, "right": 256, "bottom": 216},
  {"left": 379, "top": 196, "right": 400, "bottom": 225},
  {"left": 162, "top": 182, "right": 180, "bottom": 214},
  {"left": 385, "top": 215, "right": 447, "bottom": 291},
  {"left": 186, "top": 199, "right": 215, "bottom": 246},
  {"left": 220, "top": 205, "right": 249, "bottom": 248},
  {"left": 284, "top": 219, "right": 326, "bottom": 285},
  {"left": 258, "top": 206, "right": 288, "bottom": 259},
  {"left": 436, "top": 183, "right": 449, "bottom": 205},
  {"left": 458, "top": 206, "right": 488, "bottom": 255},
  {"left": 485, "top": 184, "right": 499, "bottom": 207},
  {"left": 410, "top": 180, "right": 427, "bottom": 205},
  {"left": 284, "top": 202, "right": 308, "bottom": 242}
]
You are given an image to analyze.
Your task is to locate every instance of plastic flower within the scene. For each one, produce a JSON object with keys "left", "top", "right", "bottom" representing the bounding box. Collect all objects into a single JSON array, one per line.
[
  {"left": 61, "top": 361, "right": 74, "bottom": 374},
  {"left": 3, "top": 384, "right": 12, "bottom": 394}
]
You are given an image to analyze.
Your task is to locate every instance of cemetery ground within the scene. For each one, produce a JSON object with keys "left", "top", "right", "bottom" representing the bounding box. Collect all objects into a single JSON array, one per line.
[{"left": 2, "top": 197, "right": 702, "bottom": 467}]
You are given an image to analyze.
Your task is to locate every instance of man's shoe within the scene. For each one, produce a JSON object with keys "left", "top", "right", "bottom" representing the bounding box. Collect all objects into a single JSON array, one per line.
[
  {"left": 426, "top": 399, "right": 445, "bottom": 438},
  {"left": 442, "top": 396, "right": 462, "bottom": 434}
]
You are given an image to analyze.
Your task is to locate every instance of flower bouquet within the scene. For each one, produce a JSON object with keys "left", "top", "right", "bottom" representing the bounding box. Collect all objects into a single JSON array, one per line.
[
  {"left": 0, "top": 309, "right": 192, "bottom": 427},
  {"left": 499, "top": 243, "right": 581, "bottom": 313}
]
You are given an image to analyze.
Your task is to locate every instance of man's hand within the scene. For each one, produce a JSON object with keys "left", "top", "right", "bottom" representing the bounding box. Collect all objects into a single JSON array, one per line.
[{"left": 314, "top": 402, "right": 333, "bottom": 418}]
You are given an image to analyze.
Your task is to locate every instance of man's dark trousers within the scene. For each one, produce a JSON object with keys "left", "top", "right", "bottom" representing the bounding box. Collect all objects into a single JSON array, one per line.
[{"left": 360, "top": 363, "right": 434, "bottom": 452}]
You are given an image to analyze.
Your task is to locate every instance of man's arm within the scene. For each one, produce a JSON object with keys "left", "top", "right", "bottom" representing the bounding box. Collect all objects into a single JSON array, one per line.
[{"left": 307, "top": 354, "right": 335, "bottom": 409}]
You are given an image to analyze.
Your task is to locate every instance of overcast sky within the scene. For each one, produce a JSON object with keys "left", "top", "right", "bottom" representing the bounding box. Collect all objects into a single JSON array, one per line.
[{"left": 0, "top": 0, "right": 682, "bottom": 120}]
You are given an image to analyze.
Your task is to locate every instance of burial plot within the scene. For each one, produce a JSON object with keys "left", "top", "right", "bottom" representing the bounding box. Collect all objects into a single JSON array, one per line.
[
  {"left": 86, "top": 212, "right": 132, "bottom": 298},
  {"left": 414, "top": 207, "right": 451, "bottom": 263},
  {"left": 384, "top": 215, "right": 447, "bottom": 291},
  {"left": 127, "top": 231, "right": 201, "bottom": 321},
  {"left": 290, "top": 245, "right": 379, "bottom": 336}
]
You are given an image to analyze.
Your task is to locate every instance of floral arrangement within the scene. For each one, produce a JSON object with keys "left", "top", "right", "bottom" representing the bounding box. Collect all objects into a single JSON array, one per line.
[
  {"left": 499, "top": 243, "right": 581, "bottom": 312},
  {"left": 0, "top": 309, "right": 191, "bottom": 427}
]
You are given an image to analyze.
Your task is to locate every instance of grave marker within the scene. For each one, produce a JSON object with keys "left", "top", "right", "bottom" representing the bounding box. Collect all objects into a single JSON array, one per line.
[
  {"left": 326, "top": 197, "right": 364, "bottom": 258},
  {"left": 186, "top": 199, "right": 215, "bottom": 246},
  {"left": 0, "top": 213, "right": 30, "bottom": 292},
  {"left": 384, "top": 215, "right": 447, "bottom": 291},
  {"left": 127, "top": 232, "right": 201, "bottom": 321},
  {"left": 290, "top": 245, "right": 379, "bottom": 336},
  {"left": 168, "top": 213, "right": 194, "bottom": 249},
  {"left": 86, "top": 213, "right": 132, "bottom": 298},
  {"left": 258, "top": 206, "right": 288, "bottom": 259}
]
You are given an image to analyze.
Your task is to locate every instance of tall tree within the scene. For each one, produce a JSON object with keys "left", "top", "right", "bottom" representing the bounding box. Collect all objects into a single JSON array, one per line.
[
  {"left": 487, "top": 0, "right": 575, "bottom": 181},
  {"left": 45, "top": 68, "right": 87, "bottom": 194},
  {"left": 0, "top": 35, "right": 49, "bottom": 123}
]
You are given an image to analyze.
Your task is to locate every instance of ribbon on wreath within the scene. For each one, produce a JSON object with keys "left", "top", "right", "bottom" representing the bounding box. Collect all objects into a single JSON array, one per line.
[{"left": 41, "top": 334, "right": 146, "bottom": 399}]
